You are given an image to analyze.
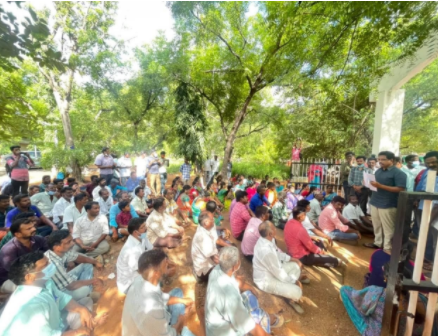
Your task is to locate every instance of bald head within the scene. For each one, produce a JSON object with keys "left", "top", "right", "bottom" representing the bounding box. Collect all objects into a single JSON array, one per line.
[{"left": 259, "top": 221, "right": 274, "bottom": 238}]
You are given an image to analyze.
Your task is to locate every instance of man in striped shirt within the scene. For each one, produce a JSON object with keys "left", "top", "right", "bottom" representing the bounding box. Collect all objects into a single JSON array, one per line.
[{"left": 44, "top": 230, "right": 103, "bottom": 301}]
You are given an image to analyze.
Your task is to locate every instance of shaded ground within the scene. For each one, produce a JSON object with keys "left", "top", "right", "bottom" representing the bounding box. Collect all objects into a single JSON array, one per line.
[{"left": 90, "top": 174, "right": 375, "bottom": 336}]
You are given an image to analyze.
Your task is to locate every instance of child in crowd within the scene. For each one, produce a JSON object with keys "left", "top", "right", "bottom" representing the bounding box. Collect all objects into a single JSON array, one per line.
[
  {"left": 275, "top": 180, "right": 284, "bottom": 193},
  {"left": 224, "top": 184, "right": 234, "bottom": 210},
  {"left": 114, "top": 200, "right": 131, "bottom": 241}
]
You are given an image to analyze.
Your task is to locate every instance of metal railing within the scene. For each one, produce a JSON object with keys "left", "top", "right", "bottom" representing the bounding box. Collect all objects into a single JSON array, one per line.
[
  {"left": 289, "top": 158, "right": 345, "bottom": 193},
  {"left": 382, "top": 170, "right": 438, "bottom": 336}
]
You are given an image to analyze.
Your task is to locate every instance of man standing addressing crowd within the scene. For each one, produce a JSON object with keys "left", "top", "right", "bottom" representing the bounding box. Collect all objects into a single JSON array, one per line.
[
  {"left": 6, "top": 146, "right": 34, "bottom": 196},
  {"left": 365, "top": 151, "right": 407, "bottom": 250},
  {"left": 94, "top": 147, "right": 115, "bottom": 185}
]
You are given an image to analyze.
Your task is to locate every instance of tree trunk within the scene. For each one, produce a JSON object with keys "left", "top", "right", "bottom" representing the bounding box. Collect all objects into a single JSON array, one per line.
[
  {"left": 133, "top": 123, "right": 139, "bottom": 152},
  {"left": 220, "top": 91, "right": 255, "bottom": 179},
  {"left": 52, "top": 89, "right": 82, "bottom": 180}
]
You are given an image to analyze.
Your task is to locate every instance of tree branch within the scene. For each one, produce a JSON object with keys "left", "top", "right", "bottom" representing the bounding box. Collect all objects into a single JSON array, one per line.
[
  {"left": 235, "top": 125, "right": 266, "bottom": 139},
  {"left": 334, "top": 20, "right": 358, "bottom": 85},
  {"left": 403, "top": 98, "right": 438, "bottom": 115}
]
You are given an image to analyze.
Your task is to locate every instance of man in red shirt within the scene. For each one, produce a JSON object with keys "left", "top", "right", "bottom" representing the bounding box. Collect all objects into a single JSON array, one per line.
[
  {"left": 285, "top": 207, "right": 341, "bottom": 268},
  {"left": 230, "top": 191, "right": 253, "bottom": 240}
]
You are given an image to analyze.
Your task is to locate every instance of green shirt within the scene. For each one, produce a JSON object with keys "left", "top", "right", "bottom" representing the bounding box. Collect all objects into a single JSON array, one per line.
[{"left": 0, "top": 280, "right": 72, "bottom": 336}]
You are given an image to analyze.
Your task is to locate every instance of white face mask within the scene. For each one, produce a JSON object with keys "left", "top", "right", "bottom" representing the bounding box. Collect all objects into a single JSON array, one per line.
[{"left": 412, "top": 161, "right": 420, "bottom": 167}]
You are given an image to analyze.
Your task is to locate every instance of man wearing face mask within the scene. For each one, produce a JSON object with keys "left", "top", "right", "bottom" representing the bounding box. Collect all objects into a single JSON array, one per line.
[
  {"left": 94, "top": 147, "right": 115, "bottom": 186},
  {"left": 116, "top": 218, "right": 153, "bottom": 293},
  {"left": 0, "top": 217, "right": 49, "bottom": 293},
  {"left": 0, "top": 251, "right": 108, "bottom": 336},
  {"left": 31, "top": 183, "right": 59, "bottom": 219}
]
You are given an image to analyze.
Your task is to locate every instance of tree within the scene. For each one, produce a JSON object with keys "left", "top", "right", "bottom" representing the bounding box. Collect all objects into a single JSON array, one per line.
[
  {"left": 103, "top": 38, "right": 173, "bottom": 151},
  {"left": 401, "top": 58, "right": 438, "bottom": 153},
  {"left": 0, "top": 2, "right": 64, "bottom": 71},
  {"left": 169, "top": 1, "right": 438, "bottom": 176},
  {"left": 37, "top": 2, "right": 117, "bottom": 179},
  {"left": 174, "top": 82, "right": 207, "bottom": 164}
]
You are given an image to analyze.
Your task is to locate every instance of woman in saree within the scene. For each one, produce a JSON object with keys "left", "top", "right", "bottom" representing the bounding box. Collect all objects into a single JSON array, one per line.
[
  {"left": 322, "top": 185, "right": 338, "bottom": 207},
  {"left": 176, "top": 185, "right": 192, "bottom": 217}
]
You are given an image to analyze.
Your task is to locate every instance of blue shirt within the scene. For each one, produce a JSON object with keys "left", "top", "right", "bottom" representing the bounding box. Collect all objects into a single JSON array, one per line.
[
  {"left": 249, "top": 193, "right": 270, "bottom": 213},
  {"left": 0, "top": 280, "right": 72, "bottom": 336},
  {"left": 109, "top": 203, "right": 138, "bottom": 227},
  {"left": 109, "top": 185, "right": 128, "bottom": 198},
  {"left": 370, "top": 166, "right": 407, "bottom": 209},
  {"left": 180, "top": 164, "right": 192, "bottom": 180},
  {"left": 6, "top": 205, "right": 42, "bottom": 228},
  {"left": 126, "top": 177, "right": 142, "bottom": 192}
]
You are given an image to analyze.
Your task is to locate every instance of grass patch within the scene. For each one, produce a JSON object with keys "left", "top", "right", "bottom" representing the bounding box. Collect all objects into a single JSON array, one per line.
[{"left": 232, "top": 161, "right": 290, "bottom": 179}]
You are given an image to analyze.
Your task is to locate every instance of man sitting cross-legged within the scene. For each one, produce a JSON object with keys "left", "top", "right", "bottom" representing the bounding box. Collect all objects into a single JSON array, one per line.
[
  {"left": 319, "top": 196, "right": 361, "bottom": 245},
  {"left": 285, "top": 207, "right": 343, "bottom": 269},
  {"left": 253, "top": 221, "right": 309, "bottom": 314},
  {"left": 122, "top": 249, "right": 196, "bottom": 336},
  {"left": 146, "top": 197, "right": 188, "bottom": 249},
  {"left": 241, "top": 205, "right": 270, "bottom": 261},
  {"left": 0, "top": 252, "right": 107, "bottom": 336},
  {"left": 205, "top": 200, "right": 233, "bottom": 248},
  {"left": 45, "top": 230, "right": 104, "bottom": 301},
  {"left": 206, "top": 246, "right": 284, "bottom": 335},
  {"left": 342, "top": 195, "right": 374, "bottom": 234},
  {"left": 116, "top": 217, "right": 153, "bottom": 294},
  {"left": 191, "top": 212, "right": 220, "bottom": 282},
  {"left": 72, "top": 202, "right": 110, "bottom": 258}
]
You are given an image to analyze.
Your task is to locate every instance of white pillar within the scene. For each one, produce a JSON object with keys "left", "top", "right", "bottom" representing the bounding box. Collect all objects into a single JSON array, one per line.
[{"left": 371, "top": 89, "right": 405, "bottom": 155}]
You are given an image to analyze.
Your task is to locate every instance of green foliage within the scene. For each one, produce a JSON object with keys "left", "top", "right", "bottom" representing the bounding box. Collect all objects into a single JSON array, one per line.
[
  {"left": 174, "top": 82, "right": 207, "bottom": 164},
  {"left": 401, "top": 58, "right": 438, "bottom": 153},
  {"left": 232, "top": 161, "right": 290, "bottom": 180},
  {"left": 167, "top": 163, "right": 183, "bottom": 175},
  {"left": 0, "top": 3, "right": 64, "bottom": 71}
]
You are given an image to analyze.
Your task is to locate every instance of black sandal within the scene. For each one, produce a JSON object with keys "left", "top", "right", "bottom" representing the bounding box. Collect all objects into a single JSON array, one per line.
[{"left": 363, "top": 243, "right": 380, "bottom": 249}]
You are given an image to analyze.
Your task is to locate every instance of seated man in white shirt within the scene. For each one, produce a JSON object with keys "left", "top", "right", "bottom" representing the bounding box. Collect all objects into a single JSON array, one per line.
[
  {"left": 191, "top": 212, "right": 219, "bottom": 282},
  {"left": 206, "top": 246, "right": 283, "bottom": 336},
  {"left": 92, "top": 178, "right": 111, "bottom": 200},
  {"left": 96, "top": 187, "right": 113, "bottom": 216},
  {"left": 117, "top": 217, "right": 153, "bottom": 294},
  {"left": 122, "top": 249, "right": 195, "bottom": 336},
  {"left": 30, "top": 183, "right": 58, "bottom": 219},
  {"left": 52, "top": 187, "right": 74, "bottom": 228},
  {"left": 253, "top": 221, "right": 308, "bottom": 314},
  {"left": 342, "top": 195, "right": 374, "bottom": 234},
  {"left": 72, "top": 201, "right": 110, "bottom": 258},
  {"left": 63, "top": 192, "right": 87, "bottom": 232},
  {"left": 146, "top": 198, "right": 186, "bottom": 249},
  {"left": 130, "top": 187, "right": 148, "bottom": 217}
]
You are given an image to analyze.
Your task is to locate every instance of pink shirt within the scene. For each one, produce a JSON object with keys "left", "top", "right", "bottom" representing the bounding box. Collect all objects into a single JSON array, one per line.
[
  {"left": 292, "top": 147, "right": 301, "bottom": 161},
  {"left": 246, "top": 187, "right": 257, "bottom": 201},
  {"left": 6, "top": 155, "right": 32, "bottom": 181},
  {"left": 230, "top": 202, "right": 252, "bottom": 238},
  {"left": 319, "top": 203, "right": 350, "bottom": 234},
  {"left": 241, "top": 218, "right": 262, "bottom": 256}
]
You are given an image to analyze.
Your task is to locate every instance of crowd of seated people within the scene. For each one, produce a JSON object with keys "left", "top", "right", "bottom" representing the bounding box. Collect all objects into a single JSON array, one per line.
[{"left": 0, "top": 148, "right": 437, "bottom": 336}]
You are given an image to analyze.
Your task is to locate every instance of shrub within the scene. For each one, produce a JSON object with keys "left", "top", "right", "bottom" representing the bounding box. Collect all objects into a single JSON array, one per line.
[{"left": 231, "top": 161, "right": 290, "bottom": 180}]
